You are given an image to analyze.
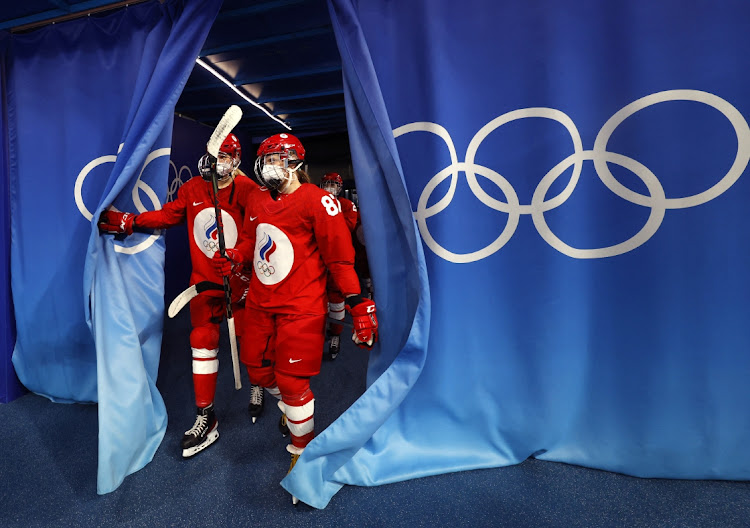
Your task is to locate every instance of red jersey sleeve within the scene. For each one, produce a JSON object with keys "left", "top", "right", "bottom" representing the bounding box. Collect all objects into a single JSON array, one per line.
[
  {"left": 313, "top": 190, "right": 360, "bottom": 296},
  {"left": 339, "top": 197, "right": 360, "bottom": 233},
  {"left": 134, "top": 180, "right": 189, "bottom": 229}
]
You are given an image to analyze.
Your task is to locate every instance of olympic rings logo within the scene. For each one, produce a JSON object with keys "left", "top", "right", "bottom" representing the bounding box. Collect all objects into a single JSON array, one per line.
[
  {"left": 74, "top": 145, "right": 172, "bottom": 255},
  {"left": 256, "top": 261, "right": 275, "bottom": 277},
  {"left": 395, "top": 90, "right": 750, "bottom": 263},
  {"left": 167, "top": 161, "right": 190, "bottom": 203},
  {"left": 203, "top": 239, "right": 220, "bottom": 253}
]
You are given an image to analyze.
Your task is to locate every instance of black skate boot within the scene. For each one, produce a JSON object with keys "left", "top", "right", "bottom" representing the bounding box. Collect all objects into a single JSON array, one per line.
[
  {"left": 181, "top": 404, "right": 219, "bottom": 458},
  {"left": 325, "top": 335, "right": 340, "bottom": 361},
  {"left": 248, "top": 384, "right": 264, "bottom": 423},
  {"left": 278, "top": 400, "right": 290, "bottom": 437}
]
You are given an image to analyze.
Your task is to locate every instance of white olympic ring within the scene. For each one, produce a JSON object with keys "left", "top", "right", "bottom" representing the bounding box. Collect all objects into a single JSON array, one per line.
[
  {"left": 167, "top": 161, "right": 191, "bottom": 202},
  {"left": 74, "top": 145, "right": 172, "bottom": 255},
  {"left": 395, "top": 89, "right": 750, "bottom": 263}
]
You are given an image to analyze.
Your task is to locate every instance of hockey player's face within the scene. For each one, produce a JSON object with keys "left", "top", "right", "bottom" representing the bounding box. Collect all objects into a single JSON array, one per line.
[
  {"left": 216, "top": 152, "right": 236, "bottom": 178},
  {"left": 322, "top": 181, "right": 341, "bottom": 196},
  {"left": 257, "top": 153, "right": 290, "bottom": 190},
  {"left": 265, "top": 153, "right": 284, "bottom": 167}
]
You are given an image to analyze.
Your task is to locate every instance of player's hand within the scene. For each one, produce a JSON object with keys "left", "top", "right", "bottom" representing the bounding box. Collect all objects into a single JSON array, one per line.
[
  {"left": 98, "top": 210, "right": 136, "bottom": 236},
  {"left": 346, "top": 295, "right": 378, "bottom": 349},
  {"left": 212, "top": 247, "right": 243, "bottom": 277}
]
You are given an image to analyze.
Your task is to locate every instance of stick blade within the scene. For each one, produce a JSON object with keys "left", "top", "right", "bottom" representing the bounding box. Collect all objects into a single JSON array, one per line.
[
  {"left": 167, "top": 281, "right": 223, "bottom": 318},
  {"left": 167, "top": 284, "right": 198, "bottom": 318},
  {"left": 207, "top": 105, "right": 243, "bottom": 157}
]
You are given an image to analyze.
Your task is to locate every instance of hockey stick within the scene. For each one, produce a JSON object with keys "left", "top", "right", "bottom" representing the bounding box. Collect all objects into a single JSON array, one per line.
[
  {"left": 207, "top": 105, "right": 244, "bottom": 390},
  {"left": 167, "top": 281, "right": 225, "bottom": 318},
  {"left": 327, "top": 316, "right": 353, "bottom": 329}
]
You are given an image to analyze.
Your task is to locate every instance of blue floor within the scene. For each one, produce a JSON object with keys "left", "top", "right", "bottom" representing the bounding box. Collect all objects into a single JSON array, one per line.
[{"left": 2, "top": 311, "right": 749, "bottom": 527}]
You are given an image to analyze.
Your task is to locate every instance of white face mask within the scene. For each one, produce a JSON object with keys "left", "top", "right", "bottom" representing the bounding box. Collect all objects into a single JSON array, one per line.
[
  {"left": 260, "top": 164, "right": 288, "bottom": 189},
  {"left": 217, "top": 159, "right": 234, "bottom": 178}
]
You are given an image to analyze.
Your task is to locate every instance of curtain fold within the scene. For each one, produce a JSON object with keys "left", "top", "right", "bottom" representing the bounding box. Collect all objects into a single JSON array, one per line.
[
  {"left": 1, "top": 30, "right": 24, "bottom": 404},
  {"left": 8, "top": 0, "right": 222, "bottom": 494},
  {"left": 281, "top": 0, "right": 432, "bottom": 509},
  {"left": 287, "top": 0, "right": 750, "bottom": 509}
]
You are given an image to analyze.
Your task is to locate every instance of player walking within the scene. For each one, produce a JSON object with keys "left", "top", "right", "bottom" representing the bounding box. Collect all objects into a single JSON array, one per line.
[
  {"left": 212, "top": 133, "right": 378, "bottom": 501},
  {"left": 319, "top": 172, "right": 359, "bottom": 360},
  {"left": 99, "top": 133, "right": 260, "bottom": 457}
]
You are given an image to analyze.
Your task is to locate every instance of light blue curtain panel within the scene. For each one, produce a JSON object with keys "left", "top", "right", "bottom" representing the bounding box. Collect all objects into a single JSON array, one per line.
[
  {"left": 285, "top": 0, "right": 750, "bottom": 508},
  {"left": 8, "top": 0, "right": 222, "bottom": 494}
]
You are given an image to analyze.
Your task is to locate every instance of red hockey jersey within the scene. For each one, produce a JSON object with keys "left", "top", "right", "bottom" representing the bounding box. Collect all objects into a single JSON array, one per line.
[
  {"left": 338, "top": 196, "right": 359, "bottom": 233},
  {"left": 235, "top": 184, "right": 360, "bottom": 315},
  {"left": 135, "top": 175, "right": 257, "bottom": 289}
]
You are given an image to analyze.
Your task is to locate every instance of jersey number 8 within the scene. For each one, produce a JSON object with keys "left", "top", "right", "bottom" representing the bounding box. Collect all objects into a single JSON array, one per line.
[{"left": 321, "top": 194, "right": 342, "bottom": 216}]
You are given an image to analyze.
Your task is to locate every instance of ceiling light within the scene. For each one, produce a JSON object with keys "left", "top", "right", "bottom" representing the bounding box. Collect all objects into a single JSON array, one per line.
[{"left": 195, "top": 58, "right": 291, "bottom": 131}]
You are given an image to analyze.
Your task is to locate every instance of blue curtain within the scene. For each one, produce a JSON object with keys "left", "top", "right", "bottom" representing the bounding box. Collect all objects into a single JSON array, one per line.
[
  {"left": 8, "top": 0, "right": 221, "bottom": 494},
  {"left": 1, "top": 31, "right": 24, "bottom": 404},
  {"left": 285, "top": 0, "right": 750, "bottom": 508}
]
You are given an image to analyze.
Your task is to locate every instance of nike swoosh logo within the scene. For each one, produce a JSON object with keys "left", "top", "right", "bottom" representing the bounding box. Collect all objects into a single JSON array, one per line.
[
  {"left": 289, "top": 358, "right": 302, "bottom": 363},
  {"left": 249, "top": 216, "right": 258, "bottom": 221},
  {"left": 193, "top": 201, "right": 203, "bottom": 206}
]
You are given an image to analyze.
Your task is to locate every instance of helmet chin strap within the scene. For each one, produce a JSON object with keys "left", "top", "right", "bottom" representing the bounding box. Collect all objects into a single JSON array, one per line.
[{"left": 278, "top": 164, "right": 301, "bottom": 193}]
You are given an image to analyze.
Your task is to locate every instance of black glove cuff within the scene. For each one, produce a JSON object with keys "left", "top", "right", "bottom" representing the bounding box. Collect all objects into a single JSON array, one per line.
[{"left": 346, "top": 294, "right": 366, "bottom": 309}]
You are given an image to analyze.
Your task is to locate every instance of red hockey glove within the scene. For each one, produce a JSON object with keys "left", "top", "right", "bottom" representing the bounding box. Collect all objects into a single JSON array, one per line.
[
  {"left": 98, "top": 210, "right": 137, "bottom": 236},
  {"left": 346, "top": 295, "right": 378, "bottom": 349},
  {"left": 211, "top": 247, "right": 243, "bottom": 277}
]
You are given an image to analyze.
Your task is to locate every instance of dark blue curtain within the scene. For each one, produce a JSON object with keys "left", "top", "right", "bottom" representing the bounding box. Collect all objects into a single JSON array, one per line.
[
  {"left": 285, "top": 0, "right": 750, "bottom": 508},
  {"left": 1, "top": 31, "right": 24, "bottom": 404},
  {"left": 7, "top": 0, "right": 221, "bottom": 493}
]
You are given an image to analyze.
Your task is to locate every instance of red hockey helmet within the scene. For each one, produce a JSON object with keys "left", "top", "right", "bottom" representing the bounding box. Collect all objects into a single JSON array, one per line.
[
  {"left": 199, "top": 133, "right": 242, "bottom": 181},
  {"left": 254, "top": 133, "right": 306, "bottom": 190},
  {"left": 321, "top": 172, "right": 343, "bottom": 196},
  {"left": 256, "top": 133, "right": 305, "bottom": 161},
  {"left": 220, "top": 133, "right": 241, "bottom": 160}
]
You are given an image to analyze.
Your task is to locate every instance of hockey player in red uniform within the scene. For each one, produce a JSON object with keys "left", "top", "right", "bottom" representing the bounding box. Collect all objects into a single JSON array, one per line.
[
  {"left": 320, "top": 172, "right": 359, "bottom": 360},
  {"left": 98, "top": 133, "right": 261, "bottom": 458},
  {"left": 212, "top": 133, "right": 378, "bottom": 498}
]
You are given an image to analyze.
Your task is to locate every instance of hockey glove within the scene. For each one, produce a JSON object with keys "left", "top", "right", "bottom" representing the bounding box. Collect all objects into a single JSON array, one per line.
[
  {"left": 346, "top": 295, "right": 378, "bottom": 349},
  {"left": 98, "top": 210, "right": 137, "bottom": 236},
  {"left": 211, "top": 247, "right": 243, "bottom": 277}
]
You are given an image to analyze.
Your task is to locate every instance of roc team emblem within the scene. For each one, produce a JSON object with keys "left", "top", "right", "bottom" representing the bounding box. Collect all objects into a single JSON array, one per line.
[{"left": 254, "top": 223, "right": 294, "bottom": 285}]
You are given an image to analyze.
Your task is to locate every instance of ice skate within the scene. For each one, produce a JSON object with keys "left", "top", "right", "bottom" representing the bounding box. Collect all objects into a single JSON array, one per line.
[
  {"left": 325, "top": 335, "right": 340, "bottom": 361},
  {"left": 286, "top": 444, "right": 304, "bottom": 505},
  {"left": 181, "top": 404, "right": 219, "bottom": 458},
  {"left": 248, "top": 384, "right": 264, "bottom": 423}
]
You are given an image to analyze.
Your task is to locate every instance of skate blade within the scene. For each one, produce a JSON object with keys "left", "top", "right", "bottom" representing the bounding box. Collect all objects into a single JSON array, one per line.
[
  {"left": 182, "top": 429, "right": 219, "bottom": 458},
  {"left": 252, "top": 416, "right": 257, "bottom": 424},
  {"left": 292, "top": 495, "right": 299, "bottom": 505}
]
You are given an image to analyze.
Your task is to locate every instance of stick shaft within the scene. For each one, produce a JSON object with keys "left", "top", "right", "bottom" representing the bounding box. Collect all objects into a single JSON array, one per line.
[{"left": 210, "top": 162, "right": 241, "bottom": 390}]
